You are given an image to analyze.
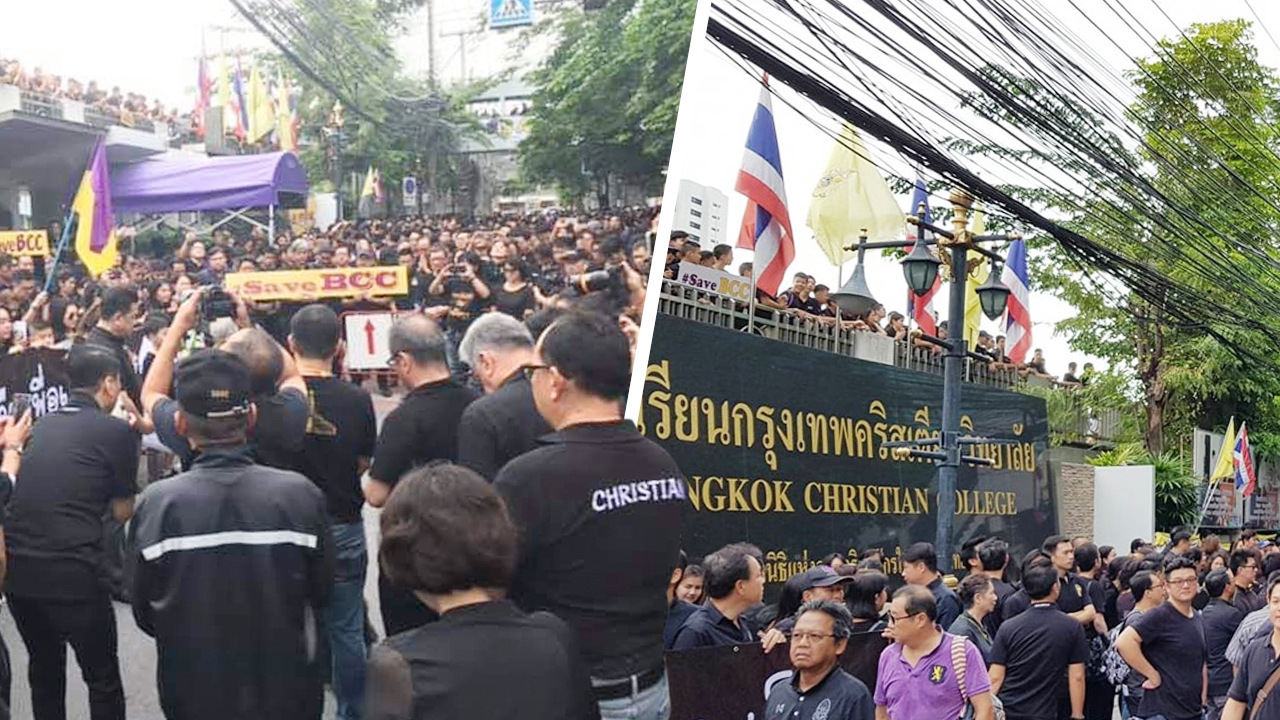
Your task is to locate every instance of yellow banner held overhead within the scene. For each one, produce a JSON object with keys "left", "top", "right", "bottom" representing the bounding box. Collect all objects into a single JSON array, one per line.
[
  {"left": 0, "top": 230, "right": 50, "bottom": 257},
  {"left": 224, "top": 266, "right": 408, "bottom": 302}
]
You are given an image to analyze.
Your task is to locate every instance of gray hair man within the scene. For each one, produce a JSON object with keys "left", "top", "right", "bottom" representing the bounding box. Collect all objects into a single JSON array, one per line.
[
  {"left": 456, "top": 313, "right": 553, "bottom": 479},
  {"left": 366, "top": 313, "right": 477, "bottom": 636}
]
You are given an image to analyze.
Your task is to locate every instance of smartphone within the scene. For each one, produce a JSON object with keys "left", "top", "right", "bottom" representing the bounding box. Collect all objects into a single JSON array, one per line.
[
  {"left": 13, "top": 321, "right": 27, "bottom": 343},
  {"left": 12, "top": 393, "right": 31, "bottom": 419}
]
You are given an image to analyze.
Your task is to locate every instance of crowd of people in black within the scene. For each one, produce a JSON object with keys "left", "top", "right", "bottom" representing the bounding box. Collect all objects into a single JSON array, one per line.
[
  {"left": 0, "top": 207, "right": 683, "bottom": 720},
  {"left": 663, "top": 233, "right": 1089, "bottom": 386},
  {"left": 665, "top": 529, "right": 1280, "bottom": 720}
]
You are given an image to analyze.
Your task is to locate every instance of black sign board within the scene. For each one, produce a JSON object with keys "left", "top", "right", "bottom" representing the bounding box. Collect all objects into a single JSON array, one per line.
[
  {"left": 639, "top": 316, "right": 1056, "bottom": 589},
  {"left": 666, "top": 634, "right": 890, "bottom": 720},
  {"left": 0, "top": 348, "right": 71, "bottom": 418}
]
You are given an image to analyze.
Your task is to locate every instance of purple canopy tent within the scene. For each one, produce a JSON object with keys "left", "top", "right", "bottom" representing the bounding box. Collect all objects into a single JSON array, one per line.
[{"left": 110, "top": 151, "right": 309, "bottom": 238}]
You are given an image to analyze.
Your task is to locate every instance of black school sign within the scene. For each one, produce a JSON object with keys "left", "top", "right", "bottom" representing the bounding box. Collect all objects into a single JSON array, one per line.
[{"left": 639, "top": 316, "right": 1056, "bottom": 587}]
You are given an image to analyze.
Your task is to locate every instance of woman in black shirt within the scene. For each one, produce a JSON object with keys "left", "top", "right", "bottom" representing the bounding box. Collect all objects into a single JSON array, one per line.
[
  {"left": 366, "top": 464, "right": 598, "bottom": 720},
  {"left": 491, "top": 260, "right": 538, "bottom": 320}
]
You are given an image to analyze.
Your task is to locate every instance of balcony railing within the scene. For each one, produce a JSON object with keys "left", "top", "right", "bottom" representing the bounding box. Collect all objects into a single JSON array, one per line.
[
  {"left": 657, "top": 279, "right": 1125, "bottom": 443},
  {"left": 1, "top": 83, "right": 168, "bottom": 139}
]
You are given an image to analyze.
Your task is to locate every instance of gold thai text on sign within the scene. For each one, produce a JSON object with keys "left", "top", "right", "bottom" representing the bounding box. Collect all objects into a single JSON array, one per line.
[
  {"left": 0, "top": 230, "right": 50, "bottom": 257},
  {"left": 224, "top": 266, "right": 409, "bottom": 301}
]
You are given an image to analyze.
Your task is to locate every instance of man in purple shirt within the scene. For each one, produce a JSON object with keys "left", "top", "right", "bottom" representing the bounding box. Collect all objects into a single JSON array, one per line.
[{"left": 874, "top": 585, "right": 994, "bottom": 720}]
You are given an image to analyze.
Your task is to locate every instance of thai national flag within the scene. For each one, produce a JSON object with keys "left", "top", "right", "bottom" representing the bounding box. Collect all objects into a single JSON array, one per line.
[
  {"left": 1001, "top": 237, "right": 1032, "bottom": 363},
  {"left": 905, "top": 178, "right": 940, "bottom": 336},
  {"left": 734, "top": 76, "right": 794, "bottom": 297},
  {"left": 1236, "top": 422, "right": 1258, "bottom": 497}
]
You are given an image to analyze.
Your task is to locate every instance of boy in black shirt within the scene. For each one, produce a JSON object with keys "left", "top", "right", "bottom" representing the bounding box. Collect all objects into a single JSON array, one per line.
[{"left": 1115, "top": 555, "right": 1208, "bottom": 720}]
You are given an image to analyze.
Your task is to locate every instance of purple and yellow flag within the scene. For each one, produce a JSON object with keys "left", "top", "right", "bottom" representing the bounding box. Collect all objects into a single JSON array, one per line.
[{"left": 71, "top": 140, "right": 118, "bottom": 278}]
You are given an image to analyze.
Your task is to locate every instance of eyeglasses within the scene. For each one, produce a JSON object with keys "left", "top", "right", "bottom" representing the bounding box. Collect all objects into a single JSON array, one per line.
[
  {"left": 791, "top": 632, "right": 837, "bottom": 643},
  {"left": 386, "top": 352, "right": 403, "bottom": 368},
  {"left": 522, "top": 364, "right": 550, "bottom": 381},
  {"left": 887, "top": 611, "right": 920, "bottom": 625}
]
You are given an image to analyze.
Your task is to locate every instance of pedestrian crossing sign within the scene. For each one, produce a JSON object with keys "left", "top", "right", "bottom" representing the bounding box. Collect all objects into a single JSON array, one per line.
[{"left": 490, "top": 0, "right": 533, "bottom": 28}]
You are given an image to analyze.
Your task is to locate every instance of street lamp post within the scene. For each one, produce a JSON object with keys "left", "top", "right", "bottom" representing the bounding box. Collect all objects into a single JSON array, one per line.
[
  {"left": 833, "top": 188, "right": 1016, "bottom": 568},
  {"left": 327, "top": 101, "right": 346, "bottom": 223}
]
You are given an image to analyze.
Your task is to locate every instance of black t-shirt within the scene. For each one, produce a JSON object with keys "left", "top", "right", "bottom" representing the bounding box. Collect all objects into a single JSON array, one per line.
[
  {"left": 1229, "top": 634, "right": 1280, "bottom": 720},
  {"left": 495, "top": 420, "right": 687, "bottom": 680},
  {"left": 1129, "top": 602, "right": 1207, "bottom": 720},
  {"left": 456, "top": 373, "right": 552, "bottom": 481},
  {"left": 989, "top": 603, "right": 1088, "bottom": 720},
  {"left": 1203, "top": 598, "right": 1245, "bottom": 696},
  {"left": 365, "top": 600, "right": 599, "bottom": 720},
  {"left": 1236, "top": 585, "right": 1266, "bottom": 614},
  {"left": 153, "top": 388, "right": 307, "bottom": 471},
  {"left": 290, "top": 377, "right": 377, "bottom": 523},
  {"left": 986, "top": 578, "right": 1017, "bottom": 636},
  {"left": 664, "top": 599, "right": 698, "bottom": 650},
  {"left": 492, "top": 284, "right": 536, "bottom": 319},
  {"left": 5, "top": 393, "right": 141, "bottom": 599},
  {"left": 370, "top": 378, "right": 476, "bottom": 488}
]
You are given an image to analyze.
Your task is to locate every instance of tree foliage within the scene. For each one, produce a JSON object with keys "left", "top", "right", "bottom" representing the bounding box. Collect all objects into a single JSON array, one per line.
[
  {"left": 519, "top": 0, "right": 694, "bottom": 206},
  {"left": 963, "top": 20, "right": 1280, "bottom": 457}
]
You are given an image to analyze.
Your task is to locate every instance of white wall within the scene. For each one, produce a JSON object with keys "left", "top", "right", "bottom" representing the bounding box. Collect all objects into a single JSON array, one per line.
[{"left": 1094, "top": 465, "right": 1155, "bottom": 551}]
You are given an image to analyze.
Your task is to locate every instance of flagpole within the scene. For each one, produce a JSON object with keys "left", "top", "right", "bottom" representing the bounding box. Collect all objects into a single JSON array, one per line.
[{"left": 43, "top": 213, "right": 76, "bottom": 294}]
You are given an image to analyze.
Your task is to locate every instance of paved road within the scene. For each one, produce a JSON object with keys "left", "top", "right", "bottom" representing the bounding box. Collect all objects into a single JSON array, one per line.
[{"left": 2, "top": 389, "right": 401, "bottom": 720}]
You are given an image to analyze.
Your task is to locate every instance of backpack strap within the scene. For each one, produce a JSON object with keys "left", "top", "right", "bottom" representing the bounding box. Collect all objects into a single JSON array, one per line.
[
  {"left": 1250, "top": 656, "right": 1280, "bottom": 720},
  {"left": 950, "top": 634, "right": 969, "bottom": 703}
]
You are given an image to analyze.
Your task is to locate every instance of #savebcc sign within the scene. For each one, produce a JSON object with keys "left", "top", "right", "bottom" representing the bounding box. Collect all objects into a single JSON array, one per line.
[
  {"left": 0, "top": 349, "right": 72, "bottom": 418},
  {"left": 666, "top": 635, "right": 889, "bottom": 720},
  {"left": 0, "top": 230, "right": 51, "bottom": 257},
  {"left": 224, "top": 266, "right": 409, "bottom": 302},
  {"left": 639, "top": 315, "right": 1056, "bottom": 591},
  {"left": 676, "top": 262, "right": 753, "bottom": 303}
]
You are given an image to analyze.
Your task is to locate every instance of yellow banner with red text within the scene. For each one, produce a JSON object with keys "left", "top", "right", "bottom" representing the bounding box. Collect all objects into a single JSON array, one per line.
[{"left": 224, "top": 266, "right": 408, "bottom": 301}]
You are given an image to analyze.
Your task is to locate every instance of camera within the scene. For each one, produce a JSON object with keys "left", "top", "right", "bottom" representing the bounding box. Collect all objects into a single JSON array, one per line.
[
  {"left": 568, "top": 264, "right": 624, "bottom": 294},
  {"left": 200, "top": 286, "right": 237, "bottom": 321},
  {"left": 449, "top": 264, "right": 466, "bottom": 274}
]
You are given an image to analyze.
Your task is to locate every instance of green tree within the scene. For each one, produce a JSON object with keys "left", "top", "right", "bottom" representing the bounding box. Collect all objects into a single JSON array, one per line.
[{"left": 519, "top": 0, "right": 694, "bottom": 206}]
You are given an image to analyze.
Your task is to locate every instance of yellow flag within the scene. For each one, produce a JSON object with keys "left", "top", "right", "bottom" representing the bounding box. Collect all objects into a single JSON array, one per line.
[
  {"left": 806, "top": 123, "right": 902, "bottom": 266},
  {"left": 963, "top": 206, "right": 990, "bottom": 348},
  {"left": 247, "top": 64, "right": 275, "bottom": 143},
  {"left": 361, "top": 167, "right": 376, "bottom": 198},
  {"left": 71, "top": 141, "right": 118, "bottom": 279},
  {"left": 1211, "top": 417, "right": 1237, "bottom": 481},
  {"left": 275, "top": 69, "right": 296, "bottom": 151}
]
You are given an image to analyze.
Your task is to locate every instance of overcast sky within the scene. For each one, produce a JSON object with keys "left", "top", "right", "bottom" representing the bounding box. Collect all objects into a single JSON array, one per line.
[{"left": 661, "top": 0, "right": 1280, "bottom": 379}]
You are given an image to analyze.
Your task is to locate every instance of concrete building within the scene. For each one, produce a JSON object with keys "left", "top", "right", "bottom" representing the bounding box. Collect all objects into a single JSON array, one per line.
[{"left": 672, "top": 179, "right": 728, "bottom": 247}]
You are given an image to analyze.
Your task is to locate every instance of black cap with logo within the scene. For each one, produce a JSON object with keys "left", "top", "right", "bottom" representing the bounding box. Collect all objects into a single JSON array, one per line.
[{"left": 175, "top": 349, "right": 252, "bottom": 419}]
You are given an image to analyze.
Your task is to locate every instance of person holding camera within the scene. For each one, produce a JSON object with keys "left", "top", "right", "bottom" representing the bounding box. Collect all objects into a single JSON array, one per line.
[{"left": 142, "top": 288, "right": 308, "bottom": 472}]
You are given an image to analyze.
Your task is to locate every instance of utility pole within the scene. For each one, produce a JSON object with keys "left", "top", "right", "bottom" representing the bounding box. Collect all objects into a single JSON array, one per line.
[
  {"left": 426, "top": 0, "right": 437, "bottom": 87},
  {"left": 441, "top": 29, "right": 482, "bottom": 84}
]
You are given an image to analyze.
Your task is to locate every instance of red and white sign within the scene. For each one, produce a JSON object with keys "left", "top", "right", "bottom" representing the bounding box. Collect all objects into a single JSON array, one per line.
[{"left": 343, "top": 312, "right": 395, "bottom": 371}]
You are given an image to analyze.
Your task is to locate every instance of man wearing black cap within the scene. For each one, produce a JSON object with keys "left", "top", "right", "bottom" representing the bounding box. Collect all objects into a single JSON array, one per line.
[
  {"left": 772, "top": 566, "right": 855, "bottom": 636},
  {"left": 128, "top": 350, "right": 332, "bottom": 720},
  {"left": 5, "top": 343, "right": 142, "bottom": 720}
]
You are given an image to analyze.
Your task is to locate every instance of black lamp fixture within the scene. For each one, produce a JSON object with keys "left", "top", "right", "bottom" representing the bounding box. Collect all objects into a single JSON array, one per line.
[
  {"left": 832, "top": 258, "right": 877, "bottom": 317},
  {"left": 902, "top": 237, "right": 941, "bottom": 296},
  {"left": 975, "top": 261, "right": 1011, "bottom": 320}
]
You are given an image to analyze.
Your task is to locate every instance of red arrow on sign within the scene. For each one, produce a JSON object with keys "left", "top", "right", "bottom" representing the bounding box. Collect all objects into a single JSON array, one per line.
[{"left": 364, "top": 319, "right": 376, "bottom": 355}]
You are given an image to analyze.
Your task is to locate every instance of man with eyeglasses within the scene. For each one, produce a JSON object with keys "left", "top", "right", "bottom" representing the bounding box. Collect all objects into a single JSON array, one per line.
[
  {"left": 1231, "top": 548, "right": 1264, "bottom": 614},
  {"left": 366, "top": 314, "right": 476, "bottom": 635},
  {"left": 764, "top": 600, "right": 873, "bottom": 720},
  {"left": 874, "top": 585, "right": 995, "bottom": 720},
  {"left": 1115, "top": 555, "right": 1208, "bottom": 720},
  {"left": 495, "top": 312, "right": 686, "bottom": 720}
]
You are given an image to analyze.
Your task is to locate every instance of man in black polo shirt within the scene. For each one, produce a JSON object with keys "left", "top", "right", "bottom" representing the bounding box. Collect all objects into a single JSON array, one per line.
[
  {"left": 901, "top": 542, "right": 961, "bottom": 630},
  {"left": 671, "top": 543, "right": 764, "bottom": 650},
  {"left": 1203, "top": 568, "right": 1244, "bottom": 720},
  {"left": 976, "top": 538, "right": 1016, "bottom": 636},
  {"left": 495, "top": 311, "right": 686, "bottom": 720},
  {"left": 765, "top": 600, "right": 874, "bottom": 720},
  {"left": 456, "top": 312, "right": 551, "bottom": 480},
  {"left": 367, "top": 314, "right": 476, "bottom": 635},
  {"left": 6, "top": 344, "right": 142, "bottom": 720},
  {"left": 1232, "top": 548, "right": 1264, "bottom": 614},
  {"left": 988, "top": 562, "right": 1087, "bottom": 720},
  {"left": 286, "top": 305, "right": 378, "bottom": 720},
  {"left": 1115, "top": 555, "right": 1208, "bottom": 720},
  {"left": 1223, "top": 573, "right": 1280, "bottom": 720}
]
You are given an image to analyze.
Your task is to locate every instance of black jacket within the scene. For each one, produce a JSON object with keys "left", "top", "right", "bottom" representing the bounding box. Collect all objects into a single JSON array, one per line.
[{"left": 128, "top": 445, "right": 333, "bottom": 720}]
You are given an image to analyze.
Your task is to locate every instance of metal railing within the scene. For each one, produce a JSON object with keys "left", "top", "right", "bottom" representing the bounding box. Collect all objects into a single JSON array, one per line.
[
  {"left": 18, "top": 91, "right": 62, "bottom": 119},
  {"left": 657, "top": 280, "right": 1023, "bottom": 391}
]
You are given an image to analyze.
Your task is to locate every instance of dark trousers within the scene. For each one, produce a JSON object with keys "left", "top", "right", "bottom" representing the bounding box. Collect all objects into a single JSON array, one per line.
[
  {"left": 8, "top": 594, "right": 125, "bottom": 720},
  {"left": 377, "top": 574, "right": 438, "bottom": 637},
  {"left": 1084, "top": 678, "right": 1115, "bottom": 720}
]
